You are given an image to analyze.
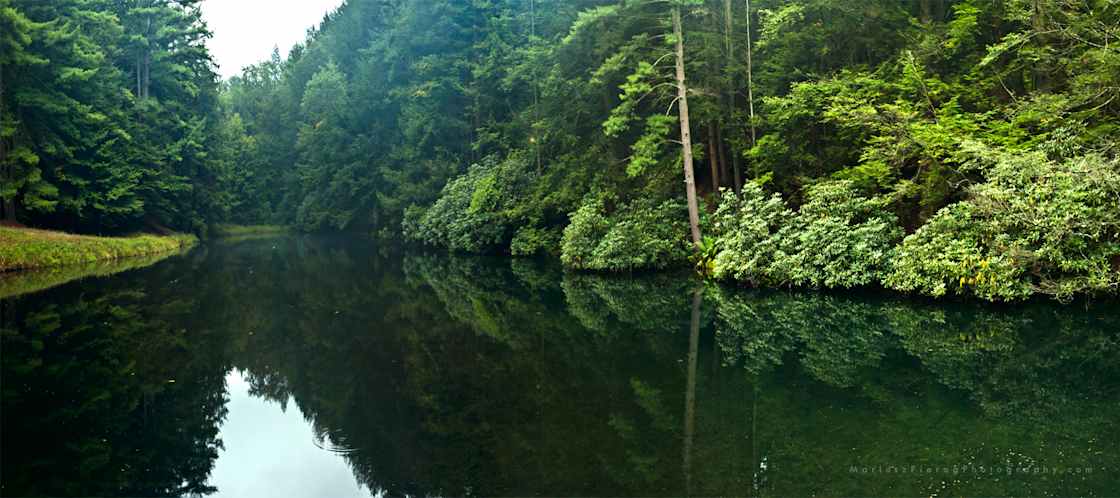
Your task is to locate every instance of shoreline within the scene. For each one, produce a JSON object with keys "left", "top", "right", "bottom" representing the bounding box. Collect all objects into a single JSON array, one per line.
[{"left": 0, "top": 226, "right": 198, "bottom": 273}]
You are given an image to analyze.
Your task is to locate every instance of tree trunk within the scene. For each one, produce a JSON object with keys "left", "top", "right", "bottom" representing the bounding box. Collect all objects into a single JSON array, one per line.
[
  {"left": 141, "top": 14, "right": 152, "bottom": 99},
  {"left": 1031, "top": 0, "right": 1050, "bottom": 91},
  {"left": 724, "top": 0, "right": 742, "bottom": 193},
  {"left": 2, "top": 197, "right": 16, "bottom": 222},
  {"left": 673, "top": 7, "right": 702, "bottom": 246},
  {"left": 716, "top": 126, "right": 730, "bottom": 186},
  {"left": 708, "top": 125, "right": 720, "bottom": 193},
  {"left": 748, "top": 0, "right": 757, "bottom": 149},
  {"left": 143, "top": 50, "right": 151, "bottom": 99},
  {"left": 0, "top": 63, "right": 12, "bottom": 223},
  {"left": 137, "top": 53, "right": 143, "bottom": 98},
  {"left": 745, "top": 0, "right": 757, "bottom": 179}
]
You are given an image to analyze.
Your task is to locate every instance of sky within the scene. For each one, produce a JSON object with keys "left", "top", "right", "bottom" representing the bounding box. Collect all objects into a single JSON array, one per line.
[{"left": 200, "top": 0, "right": 345, "bottom": 79}]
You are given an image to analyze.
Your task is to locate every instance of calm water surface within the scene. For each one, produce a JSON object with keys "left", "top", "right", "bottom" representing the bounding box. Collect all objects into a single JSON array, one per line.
[{"left": 1, "top": 235, "right": 1117, "bottom": 497}]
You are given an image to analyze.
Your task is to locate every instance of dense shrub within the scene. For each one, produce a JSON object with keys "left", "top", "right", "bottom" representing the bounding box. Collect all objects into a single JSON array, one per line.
[
  {"left": 770, "top": 181, "right": 903, "bottom": 288},
  {"left": 560, "top": 195, "right": 691, "bottom": 271},
  {"left": 887, "top": 153, "right": 1120, "bottom": 301},
  {"left": 710, "top": 184, "right": 791, "bottom": 284},
  {"left": 510, "top": 226, "right": 563, "bottom": 256},
  {"left": 712, "top": 181, "right": 900, "bottom": 288},
  {"left": 403, "top": 154, "right": 538, "bottom": 253}
]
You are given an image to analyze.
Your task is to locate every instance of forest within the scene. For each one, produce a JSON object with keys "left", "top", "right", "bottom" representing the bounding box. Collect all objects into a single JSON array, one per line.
[{"left": 2, "top": 0, "right": 1118, "bottom": 301}]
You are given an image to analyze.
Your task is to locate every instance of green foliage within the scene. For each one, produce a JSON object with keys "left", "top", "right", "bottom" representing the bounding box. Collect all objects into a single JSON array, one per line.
[
  {"left": 771, "top": 181, "right": 903, "bottom": 288},
  {"left": 887, "top": 152, "right": 1120, "bottom": 301},
  {"left": 510, "top": 226, "right": 562, "bottom": 257},
  {"left": 560, "top": 195, "right": 691, "bottom": 272},
  {"left": 711, "top": 181, "right": 900, "bottom": 289},
  {"left": 1, "top": 0, "right": 229, "bottom": 234},
  {"left": 6, "top": 0, "right": 1115, "bottom": 301},
  {"left": 710, "top": 183, "right": 790, "bottom": 284},
  {"left": 692, "top": 236, "right": 720, "bottom": 276},
  {"left": 405, "top": 154, "right": 541, "bottom": 253}
]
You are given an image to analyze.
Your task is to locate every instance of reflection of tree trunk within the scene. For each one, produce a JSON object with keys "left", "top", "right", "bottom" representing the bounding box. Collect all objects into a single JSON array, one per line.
[
  {"left": 751, "top": 381, "right": 759, "bottom": 493},
  {"left": 673, "top": 6, "right": 702, "bottom": 246},
  {"left": 683, "top": 288, "right": 701, "bottom": 496}
]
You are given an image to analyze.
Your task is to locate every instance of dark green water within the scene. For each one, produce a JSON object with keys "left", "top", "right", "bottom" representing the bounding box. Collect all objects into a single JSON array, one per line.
[{"left": 1, "top": 236, "right": 1117, "bottom": 497}]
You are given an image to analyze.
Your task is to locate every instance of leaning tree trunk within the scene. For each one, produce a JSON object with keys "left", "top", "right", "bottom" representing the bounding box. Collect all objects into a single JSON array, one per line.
[{"left": 673, "top": 6, "right": 702, "bottom": 246}]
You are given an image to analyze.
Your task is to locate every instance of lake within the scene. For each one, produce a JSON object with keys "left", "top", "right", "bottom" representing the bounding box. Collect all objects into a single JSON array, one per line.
[{"left": 1, "top": 235, "right": 1117, "bottom": 497}]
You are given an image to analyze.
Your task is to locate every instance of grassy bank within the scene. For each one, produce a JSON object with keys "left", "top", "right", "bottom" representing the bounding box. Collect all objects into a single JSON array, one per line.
[
  {"left": 210, "top": 224, "right": 288, "bottom": 239},
  {"left": 0, "top": 226, "right": 197, "bottom": 272}
]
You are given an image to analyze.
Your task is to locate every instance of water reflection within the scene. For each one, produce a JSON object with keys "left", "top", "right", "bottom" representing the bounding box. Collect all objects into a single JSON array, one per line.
[
  {"left": 208, "top": 371, "right": 366, "bottom": 497},
  {"left": 1, "top": 235, "right": 1117, "bottom": 496}
]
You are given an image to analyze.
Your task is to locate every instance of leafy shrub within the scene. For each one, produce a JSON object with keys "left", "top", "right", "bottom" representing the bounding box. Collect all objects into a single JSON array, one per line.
[
  {"left": 770, "top": 180, "right": 903, "bottom": 288},
  {"left": 710, "top": 184, "right": 791, "bottom": 284},
  {"left": 404, "top": 154, "right": 538, "bottom": 253},
  {"left": 510, "top": 226, "right": 562, "bottom": 256},
  {"left": 560, "top": 195, "right": 691, "bottom": 271},
  {"left": 711, "top": 181, "right": 900, "bottom": 288},
  {"left": 887, "top": 152, "right": 1120, "bottom": 301},
  {"left": 884, "top": 202, "right": 1030, "bottom": 300}
]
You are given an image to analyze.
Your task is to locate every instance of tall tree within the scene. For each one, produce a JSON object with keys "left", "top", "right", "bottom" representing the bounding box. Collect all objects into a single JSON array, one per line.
[{"left": 672, "top": 4, "right": 702, "bottom": 245}]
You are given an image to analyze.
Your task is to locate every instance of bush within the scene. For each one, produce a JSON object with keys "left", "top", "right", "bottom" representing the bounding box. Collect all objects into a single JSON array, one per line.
[
  {"left": 770, "top": 181, "right": 903, "bottom": 288},
  {"left": 404, "top": 154, "right": 538, "bottom": 253},
  {"left": 887, "top": 153, "right": 1120, "bottom": 301},
  {"left": 510, "top": 226, "right": 562, "bottom": 256},
  {"left": 560, "top": 195, "right": 691, "bottom": 271},
  {"left": 710, "top": 184, "right": 791, "bottom": 284}
]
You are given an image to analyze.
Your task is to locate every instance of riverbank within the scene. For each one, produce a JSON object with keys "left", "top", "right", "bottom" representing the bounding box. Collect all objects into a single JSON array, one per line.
[
  {"left": 0, "top": 226, "right": 197, "bottom": 272},
  {"left": 210, "top": 224, "right": 289, "bottom": 241}
]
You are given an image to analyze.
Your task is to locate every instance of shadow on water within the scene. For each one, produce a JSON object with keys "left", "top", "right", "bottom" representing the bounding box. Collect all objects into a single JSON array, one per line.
[{"left": 1, "top": 235, "right": 1117, "bottom": 496}]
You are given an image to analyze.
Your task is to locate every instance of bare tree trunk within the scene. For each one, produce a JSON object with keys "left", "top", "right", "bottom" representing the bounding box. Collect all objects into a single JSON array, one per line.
[
  {"left": 142, "top": 16, "right": 152, "bottom": 100},
  {"left": 724, "top": 0, "right": 742, "bottom": 193},
  {"left": 708, "top": 125, "right": 720, "bottom": 193},
  {"left": 530, "top": 0, "right": 542, "bottom": 174},
  {"left": 920, "top": 0, "right": 933, "bottom": 23},
  {"left": 673, "top": 7, "right": 702, "bottom": 246},
  {"left": 745, "top": 0, "right": 757, "bottom": 179}
]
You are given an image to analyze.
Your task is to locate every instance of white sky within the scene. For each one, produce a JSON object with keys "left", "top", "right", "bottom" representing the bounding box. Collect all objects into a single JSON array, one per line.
[{"left": 201, "top": 0, "right": 345, "bottom": 79}]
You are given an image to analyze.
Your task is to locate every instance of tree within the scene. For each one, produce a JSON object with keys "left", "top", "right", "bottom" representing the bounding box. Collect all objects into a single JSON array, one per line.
[{"left": 673, "top": 4, "right": 703, "bottom": 246}]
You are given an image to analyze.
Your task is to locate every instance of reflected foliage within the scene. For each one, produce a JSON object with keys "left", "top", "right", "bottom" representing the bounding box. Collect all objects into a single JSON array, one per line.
[{"left": 1, "top": 269, "right": 227, "bottom": 496}]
